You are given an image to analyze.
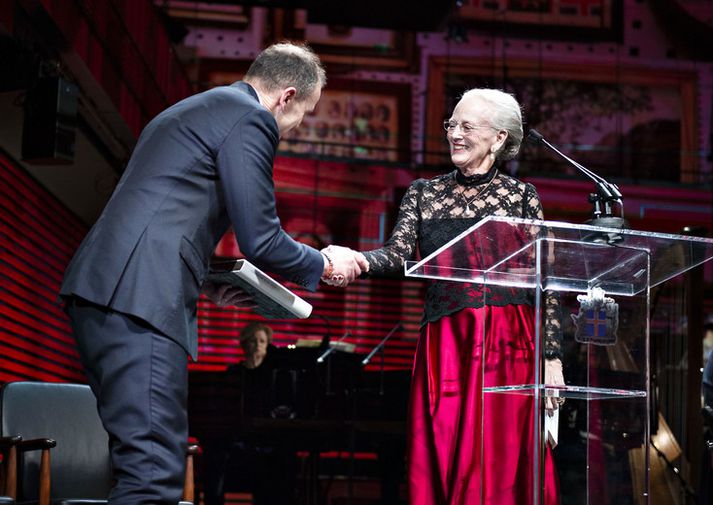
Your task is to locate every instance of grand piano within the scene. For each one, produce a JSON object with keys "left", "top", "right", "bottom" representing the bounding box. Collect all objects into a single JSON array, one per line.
[{"left": 187, "top": 345, "right": 410, "bottom": 504}]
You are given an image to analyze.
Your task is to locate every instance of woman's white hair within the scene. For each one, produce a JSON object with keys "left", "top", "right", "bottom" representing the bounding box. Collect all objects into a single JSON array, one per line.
[{"left": 460, "top": 88, "right": 524, "bottom": 161}]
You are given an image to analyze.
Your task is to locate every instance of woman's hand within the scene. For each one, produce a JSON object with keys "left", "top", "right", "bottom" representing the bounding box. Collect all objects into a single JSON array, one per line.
[
  {"left": 320, "top": 246, "right": 369, "bottom": 287},
  {"left": 544, "top": 358, "right": 565, "bottom": 416}
]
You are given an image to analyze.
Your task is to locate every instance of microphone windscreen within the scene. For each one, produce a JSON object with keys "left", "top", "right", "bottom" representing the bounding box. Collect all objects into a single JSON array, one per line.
[{"left": 526, "top": 129, "right": 544, "bottom": 144}]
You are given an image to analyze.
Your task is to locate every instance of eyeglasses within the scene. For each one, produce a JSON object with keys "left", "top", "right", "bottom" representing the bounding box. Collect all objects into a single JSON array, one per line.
[{"left": 443, "top": 120, "right": 495, "bottom": 134}]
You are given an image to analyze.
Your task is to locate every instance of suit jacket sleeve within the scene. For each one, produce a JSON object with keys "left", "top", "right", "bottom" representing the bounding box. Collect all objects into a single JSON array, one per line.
[{"left": 215, "top": 107, "right": 323, "bottom": 291}]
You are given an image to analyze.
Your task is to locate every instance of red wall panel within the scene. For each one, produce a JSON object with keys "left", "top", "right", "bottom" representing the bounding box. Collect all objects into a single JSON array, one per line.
[{"left": 0, "top": 151, "right": 86, "bottom": 382}]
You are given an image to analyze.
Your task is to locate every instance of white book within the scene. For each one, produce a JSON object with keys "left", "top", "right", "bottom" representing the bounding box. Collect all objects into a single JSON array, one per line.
[{"left": 207, "top": 259, "right": 313, "bottom": 319}]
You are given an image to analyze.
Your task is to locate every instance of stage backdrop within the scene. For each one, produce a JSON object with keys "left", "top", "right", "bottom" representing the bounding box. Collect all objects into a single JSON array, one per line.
[
  {"left": 0, "top": 152, "right": 424, "bottom": 383},
  {"left": 1, "top": 151, "right": 712, "bottom": 382}
]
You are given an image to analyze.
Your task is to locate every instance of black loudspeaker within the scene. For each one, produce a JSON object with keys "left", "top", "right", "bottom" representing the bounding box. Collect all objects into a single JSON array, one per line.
[{"left": 21, "top": 76, "right": 79, "bottom": 165}]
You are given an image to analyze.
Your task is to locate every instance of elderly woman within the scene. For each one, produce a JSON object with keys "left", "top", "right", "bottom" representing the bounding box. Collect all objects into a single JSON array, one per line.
[{"left": 361, "top": 88, "right": 563, "bottom": 505}]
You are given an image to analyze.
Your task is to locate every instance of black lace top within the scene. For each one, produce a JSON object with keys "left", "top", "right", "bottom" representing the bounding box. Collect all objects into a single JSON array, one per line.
[{"left": 362, "top": 167, "right": 563, "bottom": 359}]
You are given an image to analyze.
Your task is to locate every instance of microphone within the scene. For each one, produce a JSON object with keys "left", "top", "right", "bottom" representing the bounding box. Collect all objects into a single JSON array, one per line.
[
  {"left": 316, "top": 331, "right": 351, "bottom": 363},
  {"left": 526, "top": 129, "right": 628, "bottom": 235},
  {"left": 316, "top": 314, "right": 332, "bottom": 349},
  {"left": 361, "top": 323, "right": 403, "bottom": 366}
]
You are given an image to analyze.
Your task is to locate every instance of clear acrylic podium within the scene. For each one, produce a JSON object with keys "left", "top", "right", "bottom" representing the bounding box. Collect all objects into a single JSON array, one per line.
[{"left": 405, "top": 216, "right": 713, "bottom": 505}]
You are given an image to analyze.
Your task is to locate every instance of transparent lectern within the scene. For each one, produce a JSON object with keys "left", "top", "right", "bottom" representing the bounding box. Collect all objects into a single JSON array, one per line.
[{"left": 405, "top": 216, "right": 713, "bottom": 505}]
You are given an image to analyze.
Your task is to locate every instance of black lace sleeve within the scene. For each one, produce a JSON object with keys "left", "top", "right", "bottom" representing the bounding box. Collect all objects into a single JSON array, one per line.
[
  {"left": 523, "top": 184, "right": 563, "bottom": 360},
  {"left": 362, "top": 180, "right": 423, "bottom": 276}
]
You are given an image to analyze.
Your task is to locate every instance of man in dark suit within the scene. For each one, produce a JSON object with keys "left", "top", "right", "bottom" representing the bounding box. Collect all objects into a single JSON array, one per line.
[{"left": 60, "top": 42, "right": 367, "bottom": 505}]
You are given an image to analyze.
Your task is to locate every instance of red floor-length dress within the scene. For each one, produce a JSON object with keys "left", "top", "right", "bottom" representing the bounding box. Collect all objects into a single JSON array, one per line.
[{"left": 408, "top": 307, "right": 560, "bottom": 505}]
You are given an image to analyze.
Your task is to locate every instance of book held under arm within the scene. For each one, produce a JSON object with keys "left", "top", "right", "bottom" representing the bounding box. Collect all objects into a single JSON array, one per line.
[{"left": 208, "top": 259, "right": 313, "bottom": 319}]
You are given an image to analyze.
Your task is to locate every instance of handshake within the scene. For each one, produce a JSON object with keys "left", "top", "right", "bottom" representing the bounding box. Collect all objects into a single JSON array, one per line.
[
  {"left": 320, "top": 245, "right": 369, "bottom": 287},
  {"left": 203, "top": 245, "right": 370, "bottom": 308}
]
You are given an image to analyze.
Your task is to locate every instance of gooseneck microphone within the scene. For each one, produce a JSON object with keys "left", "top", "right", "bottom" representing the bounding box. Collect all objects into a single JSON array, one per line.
[
  {"left": 361, "top": 323, "right": 404, "bottom": 396},
  {"left": 527, "top": 129, "right": 628, "bottom": 233},
  {"left": 316, "top": 331, "right": 351, "bottom": 363},
  {"left": 361, "top": 323, "right": 403, "bottom": 366}
]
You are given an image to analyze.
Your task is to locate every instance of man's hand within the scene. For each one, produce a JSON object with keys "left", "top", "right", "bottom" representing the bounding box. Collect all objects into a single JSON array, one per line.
[
  {"left": 320, "top": 245, "right": 369, "bottom": 287},
  {"left": 202, "top": 280, "right": 256, "bottom": 308}
]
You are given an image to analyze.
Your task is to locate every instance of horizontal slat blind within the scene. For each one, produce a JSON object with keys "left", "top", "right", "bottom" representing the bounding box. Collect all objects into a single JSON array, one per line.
[{"left": 0, "top": 152, "right": 87, "bottom": 382}]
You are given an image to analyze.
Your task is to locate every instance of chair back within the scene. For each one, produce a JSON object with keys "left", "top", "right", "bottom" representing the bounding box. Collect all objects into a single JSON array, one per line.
[{"left": 0, "top": 381, "right": 112, "bottom": 501}]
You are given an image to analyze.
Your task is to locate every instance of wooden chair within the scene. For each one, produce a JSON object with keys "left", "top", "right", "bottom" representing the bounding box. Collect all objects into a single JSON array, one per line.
[
  {"left": 0, "top": 381, "right": 197, "bottom": 505},
  {"left": 0, "top": 432, "right": 56, "bottom": 504}
]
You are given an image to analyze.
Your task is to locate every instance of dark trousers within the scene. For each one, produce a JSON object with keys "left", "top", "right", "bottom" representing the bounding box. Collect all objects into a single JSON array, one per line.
[{"left": 66, "top": 298, "right": 189, "bottom": 505}]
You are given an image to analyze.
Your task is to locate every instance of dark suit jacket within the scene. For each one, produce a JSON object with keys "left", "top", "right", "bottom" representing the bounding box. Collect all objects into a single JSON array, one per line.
[{"left": 60, "top": 82, "right": 323, "bottom": 359}]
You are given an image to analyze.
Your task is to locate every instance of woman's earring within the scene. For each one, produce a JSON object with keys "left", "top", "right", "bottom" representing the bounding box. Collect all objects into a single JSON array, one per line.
[{"left": 489, "top": 146, "right": 497, "bottom": 161}]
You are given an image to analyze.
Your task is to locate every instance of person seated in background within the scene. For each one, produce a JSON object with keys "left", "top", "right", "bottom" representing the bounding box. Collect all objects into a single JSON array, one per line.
[
  {"left": 203, "top": 322, "right": 297, "bottom": 505},
  {"left": 703, "top": 314, "right": 713, "bottom": 407},
  {"left": 701, "top": 315, "right": 713, "bottom": 505},
  {"left": 229, "top": 322, "right": 301, "bottom": 419}
]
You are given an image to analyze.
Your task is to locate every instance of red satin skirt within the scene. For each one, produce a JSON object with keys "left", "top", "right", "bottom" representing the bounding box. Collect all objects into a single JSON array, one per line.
[{"left": 408, "top": 306, "right": 560, "bottom": 505}]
